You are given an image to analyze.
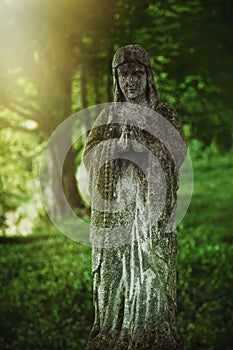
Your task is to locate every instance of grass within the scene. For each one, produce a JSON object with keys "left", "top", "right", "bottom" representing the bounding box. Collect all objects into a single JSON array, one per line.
[
  {"left": 0, "top": 147, "right": 232, "bottom": 349},
  {"left": 0, "top": 231, "right": 92, "bottom": 350},
  {"left": 177, "top": 147, "right": 233, "bottom": 350}
]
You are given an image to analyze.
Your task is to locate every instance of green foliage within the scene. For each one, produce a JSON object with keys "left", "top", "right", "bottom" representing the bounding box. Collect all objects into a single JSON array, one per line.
[
  {"left": 177, "top": 146, "right": 233, "bottom": 349},
  {"left": 0, "top": 125, "right": 42, "bottom": 235},
  {"left": 0, "top": 1, "right": 232, "bottom": 347},
  {"left": 0, "top": 224, "right": 92, "bottom": 350},
  {"left": 178, "top": 234, "right": 233, "bottom": 350},
  {"left": 0, "top": 0, "right": 232, "bottom": 221},
  {"left": 0, "top": 150, "right": 232, "bottom": 349},
  {"left": 1, "top": 0, "right": 232, "bottom": 147}
]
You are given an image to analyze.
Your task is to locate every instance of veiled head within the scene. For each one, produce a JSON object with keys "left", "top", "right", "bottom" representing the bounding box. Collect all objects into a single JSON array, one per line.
[{"left": 112, "top": 45, "right": 158, "bottom": 108}]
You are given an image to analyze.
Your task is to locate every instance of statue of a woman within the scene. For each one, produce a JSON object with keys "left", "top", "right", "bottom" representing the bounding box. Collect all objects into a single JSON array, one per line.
[{"left": 83, "top": 45, "right": 186, "bottom": 350}]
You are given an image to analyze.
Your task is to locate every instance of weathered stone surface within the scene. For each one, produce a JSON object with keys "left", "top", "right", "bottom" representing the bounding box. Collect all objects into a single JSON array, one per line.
[{"left": 83, "top": 45, "right": 186, "bottom": 349}]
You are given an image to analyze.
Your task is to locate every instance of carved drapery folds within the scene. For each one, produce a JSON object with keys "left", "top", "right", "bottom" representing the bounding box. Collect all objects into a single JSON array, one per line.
[{"left": 83, "top": 45, "right": 186, "bottom": 350}]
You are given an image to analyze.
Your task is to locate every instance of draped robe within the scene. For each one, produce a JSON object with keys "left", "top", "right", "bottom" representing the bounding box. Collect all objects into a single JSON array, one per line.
[{"left": 83, "top": 102, "right": 186, "bottom": 350}]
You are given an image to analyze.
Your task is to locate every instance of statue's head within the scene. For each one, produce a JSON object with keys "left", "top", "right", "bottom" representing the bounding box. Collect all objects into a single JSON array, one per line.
[{"left": 112, "top": 44, "right": 158, "bottom": 108}]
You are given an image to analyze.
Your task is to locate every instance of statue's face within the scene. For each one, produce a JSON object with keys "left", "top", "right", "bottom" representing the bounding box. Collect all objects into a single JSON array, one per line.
[{"left": 117, "top": 62, "right": 147, "bottom": 102}]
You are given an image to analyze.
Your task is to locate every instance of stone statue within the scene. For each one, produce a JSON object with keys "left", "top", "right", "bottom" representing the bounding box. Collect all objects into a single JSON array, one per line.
[{"left": 83, "top": 45, "right": 186, "bottom": 349}]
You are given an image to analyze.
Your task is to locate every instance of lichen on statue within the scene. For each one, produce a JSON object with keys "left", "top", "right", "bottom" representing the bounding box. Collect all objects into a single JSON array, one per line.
[{"left": 83, "top": 44, "right": 186, "bottom": 350}]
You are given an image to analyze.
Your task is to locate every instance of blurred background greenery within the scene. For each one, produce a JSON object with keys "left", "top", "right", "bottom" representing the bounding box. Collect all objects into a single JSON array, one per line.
[{"left": 0, "top": 0, "right": 232, "bottom": 349}]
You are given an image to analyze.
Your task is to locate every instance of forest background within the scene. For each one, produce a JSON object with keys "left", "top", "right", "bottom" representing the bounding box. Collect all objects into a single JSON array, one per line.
[{"left": 0, "top": 1, "right": 232, "bottom": 349}]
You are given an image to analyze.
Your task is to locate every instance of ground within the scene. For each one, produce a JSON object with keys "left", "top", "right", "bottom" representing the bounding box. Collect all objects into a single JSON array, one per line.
[{"left": 0, "top": 148, "right": 232, "bottom": 350}]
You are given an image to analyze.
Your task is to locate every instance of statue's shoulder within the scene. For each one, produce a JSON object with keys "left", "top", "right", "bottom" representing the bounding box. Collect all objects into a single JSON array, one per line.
[
  {"left": 155, "top": 101, "right": 177, "bottom": 120},
  {"left": 93, "top": 105, "right": 111, "bottom": 126},
  {"left": 155, "top": 101, "right": 185, "bottom": 141},
  {"left": 84, "top": 105, "right": 116, "bottom": 150}
]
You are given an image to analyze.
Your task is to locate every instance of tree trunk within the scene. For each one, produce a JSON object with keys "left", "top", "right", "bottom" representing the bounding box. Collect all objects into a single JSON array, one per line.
[
  {"left": 46, "top": 130, "right": 84, "bottom": 220},
  {"left": 63, "top": 146, "right": 84, "bottom": 210},
  {"left": 93, "top": 67, "right": 101, "bottom": 105},
  {"left": 106, "top": 51, "right": 113, "bottom": 102},
  {"left": 106, "top": 59, "right": 113, "bottom": 102}
]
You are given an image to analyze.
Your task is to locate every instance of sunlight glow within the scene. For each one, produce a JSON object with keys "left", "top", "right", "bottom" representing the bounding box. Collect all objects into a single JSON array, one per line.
[{"left": 21, "top": 120, "right": 38, "bottom": 130}]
